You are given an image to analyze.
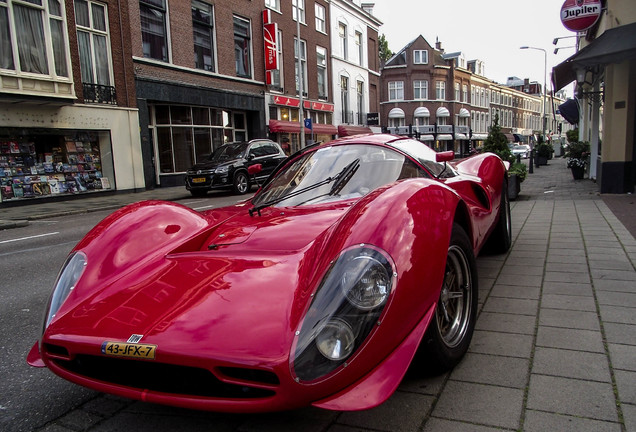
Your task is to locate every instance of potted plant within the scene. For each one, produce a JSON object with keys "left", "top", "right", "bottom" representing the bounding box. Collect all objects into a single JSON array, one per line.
[
  {"left": 564, "top": 141, "right": 590, "bottom": 180},
  {"left": 507, "top": 162, "right": 527, "bottom": 200},
  {"left": 534, "top": 136, "right": 551, "bottom": 166}
]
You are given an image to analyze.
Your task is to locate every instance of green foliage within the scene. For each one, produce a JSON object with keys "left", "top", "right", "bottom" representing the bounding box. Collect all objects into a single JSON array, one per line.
[
  {"left": 566, "top": 128, "right": 579, "bottom": 144},
  {"left": 535, "top": 142, "right": 552, "bottom": 158},
  {"left": 379, "top": 34, "right": 393, "bottom": 62},
  {"left": 565, "top": 141, "right": 590, "bottom": 168},
  {"left": 482, "top": 114, "right": 514, "bottom": 163},
  {"left": 508, "top": 162, "right": 527, "bottom": 182}
]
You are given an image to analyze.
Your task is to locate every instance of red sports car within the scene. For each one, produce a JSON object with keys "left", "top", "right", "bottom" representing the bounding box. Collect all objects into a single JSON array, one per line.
[{"left": 28, "top": 134, "right": 511, "bottom": 413}]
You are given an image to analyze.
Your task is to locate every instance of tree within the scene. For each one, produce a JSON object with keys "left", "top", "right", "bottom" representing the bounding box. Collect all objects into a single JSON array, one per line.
[
  {"left": 379, "top": 34, "right": 393, "bottom": 62},
  {"left": 483, "top": 114, "right": 513, "bottom": 163}
]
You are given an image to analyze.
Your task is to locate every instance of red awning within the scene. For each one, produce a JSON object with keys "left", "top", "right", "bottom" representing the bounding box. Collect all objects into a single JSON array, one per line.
[
  {"left": 337, "top": 125, "right": 373, "bottom": 137},
  {"left": 268, "top": 120, "right": 336, "bottom": 135}
]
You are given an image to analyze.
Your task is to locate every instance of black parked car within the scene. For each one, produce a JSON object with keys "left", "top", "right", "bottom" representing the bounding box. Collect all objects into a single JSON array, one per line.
[{"left": 185, "top": 139, "right": 286, "bottom": 196}]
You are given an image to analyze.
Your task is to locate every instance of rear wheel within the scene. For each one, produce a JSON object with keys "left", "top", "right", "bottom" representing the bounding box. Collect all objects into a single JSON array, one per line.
[
  {"left": 419, "top": 223, "right": 478, "bottom": 372},
  {"left": 233, "top": 171, "right": 250, "bottom": 194}
]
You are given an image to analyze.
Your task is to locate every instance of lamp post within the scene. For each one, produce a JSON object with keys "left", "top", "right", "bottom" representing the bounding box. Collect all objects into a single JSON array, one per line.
[
  {"left": 295, "top": 1, "right": 305, "bottom": 150},
  {"left": 520, "top": 46, "right": 547, "bottom": 142}
]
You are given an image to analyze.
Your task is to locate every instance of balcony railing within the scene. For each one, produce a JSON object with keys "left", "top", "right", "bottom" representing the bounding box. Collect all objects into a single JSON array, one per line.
[{"left": 82, "top": 83, "right": 117, "bottom": 104}]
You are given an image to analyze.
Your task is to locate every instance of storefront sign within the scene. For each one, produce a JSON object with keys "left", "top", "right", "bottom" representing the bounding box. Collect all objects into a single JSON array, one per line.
[
  {"left": 305, "top": 101, "right": 335, "bottom": 112},
  {"left": 263, "top": 10, "right": 278, "bottom": 72},
  {"left": 366, "top": 112, "right": 379, "bottom": 125},
  {"left": 560, "top": 0, "right": 602, "bottom": 32}
]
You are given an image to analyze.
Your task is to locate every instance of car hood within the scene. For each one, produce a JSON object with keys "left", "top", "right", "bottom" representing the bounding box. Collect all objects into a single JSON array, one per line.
[{"left": 47, "top": 201, "right": 354, "bottom": 367}]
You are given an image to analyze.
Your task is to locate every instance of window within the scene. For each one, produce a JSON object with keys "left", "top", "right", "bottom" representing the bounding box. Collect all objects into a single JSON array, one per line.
[
  {"left": 75, "top": 1, "right": 111, "bottom": 84},
  {"left": 192, "top": 0, "right": 214, "bottom": 72},
  {"left": 356, "top": 80, "right": 364, "bottom": 124},
  {"left": 455, "top": 83, "right": 460, "bottom": 101},
  {"left": 388, "top": 81, "right": 403, "bottom": 101},
  {"left": 435, "top": 81, "right": 445, "bottom": 100},
  {"left": 294, "top": 38, "right": 307, "bottom": 96},
  {"left": 265, "top": 0, "right": 280, "bottom": 12},
  {"left": 413, "top": 50, "right": 428, "bottom": 64},
  {"left": 341, "top": 75, "right": 350, "bottom": 123},
  {"left": 1, "top": 0, "right": 70, "bottom": 77},
  {"left": 338, "top": 22, "right": 347, "bottom": 60},
  {"left": 355, "top": 31, "right": 363, "bottom": 66},
  {"left": 292, "top": 0, "right": 305, "bottom": 24},
  {"left": 140, "top": 0, "right": 168, "bottom": 62},
  {"left": 462, "top": 84, "right": 468, "bottom": 102},
  {"left": 413, "top": 80, "right": 428, "bottom": 100},
  {"left": 233, "top": 15, "right": 251, "bottom": 78},
  {"left": 315, "top": 3, "right": 325, "bottom": 33},
  {"left": 316, "top": 46, "right": 327, "bottom": 99}
]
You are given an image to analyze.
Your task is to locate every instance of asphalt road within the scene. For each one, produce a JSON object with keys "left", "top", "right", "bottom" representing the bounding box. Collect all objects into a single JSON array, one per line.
[{"left": 0, "top": 194, "right": 247, "bottom": 432}]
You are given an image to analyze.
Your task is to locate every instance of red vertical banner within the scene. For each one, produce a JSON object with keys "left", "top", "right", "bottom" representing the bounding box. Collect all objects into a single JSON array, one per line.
[{"left": 263, "top": 22, "right": 278, "bottom": 71}]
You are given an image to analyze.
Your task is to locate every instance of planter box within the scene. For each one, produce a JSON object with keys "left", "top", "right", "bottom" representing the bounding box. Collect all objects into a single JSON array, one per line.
[
  {"left": 535, "top": 155, "right": 548, "bottom": 166},
  {"left": 508, "top": 174, "right": 521, "bottom": 200},
  {"left": 571, "top": 166, "right": 585, "bottom": 180}
]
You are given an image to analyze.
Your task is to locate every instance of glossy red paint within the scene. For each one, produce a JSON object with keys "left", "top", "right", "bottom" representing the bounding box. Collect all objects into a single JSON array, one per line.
[{"left": 28, "top": 134, "right": 507, "bottom": 413}]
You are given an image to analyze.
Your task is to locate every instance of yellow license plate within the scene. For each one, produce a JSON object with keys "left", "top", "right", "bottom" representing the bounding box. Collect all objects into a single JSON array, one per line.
[
  {"left": 192, "top": 177, "right": 206, "bottom": 183},
  {"left": 101, "top": 341, "right": 157, "bottom": 360}
]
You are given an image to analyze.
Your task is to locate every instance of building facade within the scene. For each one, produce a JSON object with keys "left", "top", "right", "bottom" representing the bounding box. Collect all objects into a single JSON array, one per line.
[
  {"left": 553, "top": 0, "right": 636, "bottom": 193},
  {"left": 1, "top": 0, "right": 143, "bottom": 206}
]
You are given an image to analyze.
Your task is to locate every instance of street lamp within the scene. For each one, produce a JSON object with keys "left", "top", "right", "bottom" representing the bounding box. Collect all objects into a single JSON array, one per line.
[{"left": 520, "top": 46, "right": 547, "bottom": 142}]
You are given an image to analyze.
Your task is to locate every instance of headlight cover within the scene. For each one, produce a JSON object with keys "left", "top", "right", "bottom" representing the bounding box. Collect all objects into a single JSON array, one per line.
[
  {"left": 292, "top": 245, "right": 395, "bottom": 382},
  {"left": 215, "top": 165, "right": 229, "bottom": 174},
  {"left": 44, "top": 252, "right": 87, "bottom": 328}
]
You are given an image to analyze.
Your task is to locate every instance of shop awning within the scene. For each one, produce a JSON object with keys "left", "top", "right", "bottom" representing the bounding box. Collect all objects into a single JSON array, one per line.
[
  {"left": 552, "top": 22, "right": 636, "bottom": 91},
  {"left": 436, "top": 107, "right": 450, "bottom": 117},
  {"left": 388, "top": 107, "right": 405, "bottom": 118},
  {"left": 338, "top": 125, "right": 373, "bottom": 137},
  {"left": 419, "top": 134, "right": 435, "bottom": 141},
  {"left": 558, "top": 99, "right": 580, "bottom": 125},
  {"left": 436, "top": 134, "right": 453, "bottom": 140},
  {"left": 458, "top": 108, "right": 470, "bottom": 118},
  {"left": 471, "top": 133, "right": 488, "bottom": 140},
  {"left": 504, "top": 133, "right": 515, "bottom": 142},
  {"left": 414, "top": 106, "right": 430, "bottom": 117},
  {"left": 455, "top": 133, "right": 468, "bottom": 140},
  {"left": 268, "top": 119, "right": 337, "bottom": 135}
]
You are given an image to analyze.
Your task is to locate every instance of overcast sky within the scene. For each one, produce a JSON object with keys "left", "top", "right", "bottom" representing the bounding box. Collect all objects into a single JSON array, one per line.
[{"left": 372, "top": 0, "right": 578, "bottom": 96}]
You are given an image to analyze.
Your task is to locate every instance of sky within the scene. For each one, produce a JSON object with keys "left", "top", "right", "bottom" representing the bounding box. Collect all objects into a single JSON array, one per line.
[{"left": 371, "top": 0, "right": 578, "bottom": 96}]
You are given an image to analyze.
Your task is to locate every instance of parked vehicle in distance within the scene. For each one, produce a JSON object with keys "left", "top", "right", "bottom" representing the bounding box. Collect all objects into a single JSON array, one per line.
[
  {"left": 28, "top": 134, "right": 511, "bottom": 414},
  {"left": 185, "top": 139, "right": 286, "bottom": 196},
  {"left": 511, "top": 144, "right": 530, "bottom": 159}
]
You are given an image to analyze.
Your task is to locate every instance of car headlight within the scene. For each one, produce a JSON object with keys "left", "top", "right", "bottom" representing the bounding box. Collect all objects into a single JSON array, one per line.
[
  {"left": 292, "top": 246, "right": 395, "bottom": 382},
  {"left": 215, "top": 166, "right": 229, "bottom": 174},
  {"left": 44, "top": 252, "right": 87, "bottom": 328}
]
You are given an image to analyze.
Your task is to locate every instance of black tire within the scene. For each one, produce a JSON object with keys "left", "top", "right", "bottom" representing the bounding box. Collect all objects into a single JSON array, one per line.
[
  {"left": 484, "top": 180, "right": 512, "bottom": 254},
  {"left": 233, "top": 171, "right": 250, "bottom": 195},
  {"left": 419, "top": 223, "right": 478, "bottom": 373},
  {"left": 190, "top": 189, "right": 207, "bottom": 197}
]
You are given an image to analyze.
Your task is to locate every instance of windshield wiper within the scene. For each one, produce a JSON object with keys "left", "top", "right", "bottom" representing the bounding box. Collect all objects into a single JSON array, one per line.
[{"left": 249, "top": 158, "right": 360, "bottom": 217}]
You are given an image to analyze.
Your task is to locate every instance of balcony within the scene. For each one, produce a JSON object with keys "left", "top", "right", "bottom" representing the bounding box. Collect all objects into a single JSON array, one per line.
[{"left": 82, "top": 83, "right": 117, "bottom": 104}]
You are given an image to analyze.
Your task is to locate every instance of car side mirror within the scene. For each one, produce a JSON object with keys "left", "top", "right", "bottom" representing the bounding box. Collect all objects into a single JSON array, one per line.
[
  {"left": 436, "top": 151, "right": 454, "bottom": 163},
  {"left": 248, "top": 164, "right": 262, "bottom": 175}
]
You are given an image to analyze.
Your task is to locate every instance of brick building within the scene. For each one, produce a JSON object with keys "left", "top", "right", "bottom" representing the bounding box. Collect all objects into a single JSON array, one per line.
[{"left": 1, "top": 0, "right": 143, "bottom": 206}]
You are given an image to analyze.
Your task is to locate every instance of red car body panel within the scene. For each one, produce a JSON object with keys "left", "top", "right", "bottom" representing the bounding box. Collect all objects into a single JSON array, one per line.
[{"left": 28, "top": 134, "right": 507, "bottom": 412}]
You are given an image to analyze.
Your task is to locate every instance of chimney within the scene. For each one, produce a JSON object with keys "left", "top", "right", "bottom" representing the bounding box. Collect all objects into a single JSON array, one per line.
[{"left": 435, "top": 37, "right": 443, "bottom": 52}]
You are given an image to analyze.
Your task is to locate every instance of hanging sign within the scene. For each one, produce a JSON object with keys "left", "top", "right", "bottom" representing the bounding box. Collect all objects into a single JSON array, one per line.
[{"left": 560, "top": 0, "right": 602, "bottom": 32}]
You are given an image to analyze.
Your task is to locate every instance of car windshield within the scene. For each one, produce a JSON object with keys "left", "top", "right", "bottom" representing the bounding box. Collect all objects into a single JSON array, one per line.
[
  {"left": 251, "top": 144, "right": 426, "bottom": 208},
  {"left": 208, "top": 142, "right": 247, "bottom": 162}
]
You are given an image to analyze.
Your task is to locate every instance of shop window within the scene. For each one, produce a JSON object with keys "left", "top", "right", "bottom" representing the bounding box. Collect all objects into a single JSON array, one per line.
[
  {"left": 75, "top": 0, "right": 115, "bottom": 104},
  {"left": 233, "top": 15, "right": 251, "bottom": 78},
  {"left": 192, "top": 0, "right": 215, "bottom": 72},
  {"left": 1, "top": 130, "right": 115, "bottom": 201},
  {"left": 140, "top": 0, "right": 168, "bottom": 62}
]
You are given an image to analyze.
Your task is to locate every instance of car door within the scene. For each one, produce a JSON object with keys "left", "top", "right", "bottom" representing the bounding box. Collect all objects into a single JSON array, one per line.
[{"left": 250, "top": 142, "right": 285, "bottom": 179}]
